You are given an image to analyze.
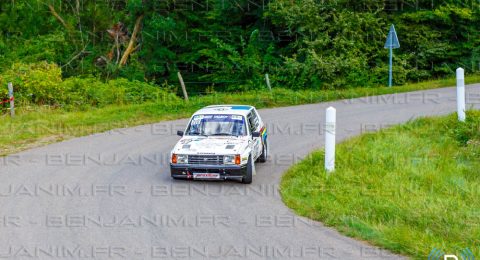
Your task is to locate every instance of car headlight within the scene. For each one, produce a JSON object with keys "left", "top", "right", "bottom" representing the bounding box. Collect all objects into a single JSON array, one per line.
[
  {"left": 224, "top": 154, "right": 241, "bottom": 165},
  {"left": 177, "top": 154, "right": 188, "bottom": 164},
  {"left": 172, "top": 154, "right": 188, "bottom": 164}
]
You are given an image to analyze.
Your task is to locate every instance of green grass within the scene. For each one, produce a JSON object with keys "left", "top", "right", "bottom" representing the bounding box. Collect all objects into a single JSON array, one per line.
[
  {"left": 1, "top": 74, "right": 480, "bottom": 156},
  {"left": 280, "top": 110, "right": 480, "bottom": 259}
]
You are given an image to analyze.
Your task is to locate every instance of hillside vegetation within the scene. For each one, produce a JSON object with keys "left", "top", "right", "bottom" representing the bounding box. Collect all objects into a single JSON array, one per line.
[{"left": 0, "top": 0, "right": 479, "bottom": 107}]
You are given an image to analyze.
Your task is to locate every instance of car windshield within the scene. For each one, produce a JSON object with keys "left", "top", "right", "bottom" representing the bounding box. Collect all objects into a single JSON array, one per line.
[{"left": 185, "top": 114, "right": 246, "bottom": 136}]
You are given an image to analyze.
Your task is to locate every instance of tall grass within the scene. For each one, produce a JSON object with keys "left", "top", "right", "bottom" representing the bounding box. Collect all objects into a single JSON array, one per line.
[{"left": 280, "top": 111, "right": 480, "bottom": 259}]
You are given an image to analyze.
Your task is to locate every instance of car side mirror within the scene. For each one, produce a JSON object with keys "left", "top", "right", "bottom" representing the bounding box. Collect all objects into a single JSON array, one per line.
[
  {"left": 177, "top": 131, "right": 184, "bottom": 137},
  {"left": 252, "top": 131, "right": 261, "bottom": 138}
]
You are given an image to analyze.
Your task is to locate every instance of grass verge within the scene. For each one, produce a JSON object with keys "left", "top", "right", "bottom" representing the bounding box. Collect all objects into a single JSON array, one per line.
[
  {"left": 1, "top": 75, "right": 480, "bottom": 156},
  {"left": 280, "top": 110, "right": 480, "bottom": 259}
]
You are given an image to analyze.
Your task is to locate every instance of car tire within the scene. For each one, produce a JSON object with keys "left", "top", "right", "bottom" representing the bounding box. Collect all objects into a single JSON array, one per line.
[
  {"left": 242, "top": 156, "right": 254, "bottom": 184},
  {"left": 257, "top": 140, "right": 268, "bottom": 163}
]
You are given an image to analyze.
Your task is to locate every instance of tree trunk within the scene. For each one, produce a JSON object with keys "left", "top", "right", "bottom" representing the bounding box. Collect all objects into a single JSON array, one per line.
[
  {"left": 48, "top": 4, "right": 72, "bottom": 31},
  {"left": 119, "top": 14, "right": 144, "bottom": 67}
]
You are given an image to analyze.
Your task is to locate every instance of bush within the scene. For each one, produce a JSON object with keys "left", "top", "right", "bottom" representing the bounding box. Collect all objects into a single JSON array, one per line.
[
  {"left": 0, "top": 62, "right": 179, "bottom": 110},
  {"left": 0, "top": 62, "right": 63, "bottom": 104}
]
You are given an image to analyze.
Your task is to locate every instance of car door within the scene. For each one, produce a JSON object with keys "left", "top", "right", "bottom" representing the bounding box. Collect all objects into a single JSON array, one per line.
[{"left": 247, "top": 111, "right": 261, "bottom": 159}]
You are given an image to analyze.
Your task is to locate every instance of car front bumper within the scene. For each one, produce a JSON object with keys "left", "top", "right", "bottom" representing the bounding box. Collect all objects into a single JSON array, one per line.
[{"left": 170, "top": 163, "right": 247, "bottom": 181}]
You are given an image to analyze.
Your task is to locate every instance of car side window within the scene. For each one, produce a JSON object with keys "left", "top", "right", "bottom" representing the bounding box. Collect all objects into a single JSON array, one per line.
[{"left": 247, "top": 111, "right": 259, "bottom": 134}]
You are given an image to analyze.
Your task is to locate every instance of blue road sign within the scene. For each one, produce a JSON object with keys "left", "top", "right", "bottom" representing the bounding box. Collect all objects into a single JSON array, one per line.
[
  {"left": 384, "top": 24, "right": 400, "bottom": 87},
  {"left": 384, "top": 24, "right": 400, "bottom": 49}
]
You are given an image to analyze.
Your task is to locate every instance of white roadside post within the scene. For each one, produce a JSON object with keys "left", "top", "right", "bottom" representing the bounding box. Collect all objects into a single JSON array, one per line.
[
  {"left": 8, "top": 82, "right": 15, "bottom": 118},
  {"left": 456, "top": 68, "right": 465, "bottom": 122},
  {"left": 325, "top": 106, "right": 336, "bottom": 172}
]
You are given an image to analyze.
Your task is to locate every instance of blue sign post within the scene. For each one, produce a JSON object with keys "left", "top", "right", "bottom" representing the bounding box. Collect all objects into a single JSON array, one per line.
[{"left": 384, "top": 24, "right": 400, "bottom": 87}]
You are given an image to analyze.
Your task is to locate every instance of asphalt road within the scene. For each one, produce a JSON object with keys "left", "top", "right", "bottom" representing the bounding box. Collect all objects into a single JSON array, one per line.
[{"left": 1, "top": 84, "right": 479, "bottom": 260}]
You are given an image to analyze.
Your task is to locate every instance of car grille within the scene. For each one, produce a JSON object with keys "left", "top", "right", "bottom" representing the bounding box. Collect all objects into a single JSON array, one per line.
[{"left": 188, "top": 155, "right": 224, "bottom": 165}]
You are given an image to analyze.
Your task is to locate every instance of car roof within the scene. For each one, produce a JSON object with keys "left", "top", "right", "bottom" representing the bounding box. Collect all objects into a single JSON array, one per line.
[{"left": 192, "top": 105, "right": 254, "bottom": 116}]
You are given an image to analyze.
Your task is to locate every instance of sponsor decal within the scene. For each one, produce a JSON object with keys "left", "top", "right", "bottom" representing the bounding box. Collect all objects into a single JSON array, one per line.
[
  {"left": 214, "top": 107, "right": 230, "bottom": 111},
  {"left": 259, "top": 126, "right": 268, "bottom": 143},
  {"left": 230, "top": 105, "right": 251, "bottom": 110}
]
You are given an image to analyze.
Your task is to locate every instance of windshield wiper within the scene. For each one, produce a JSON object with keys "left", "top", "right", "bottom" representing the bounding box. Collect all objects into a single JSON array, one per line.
[
  {"left": 188, "top": 132, "right": 208, "bottom": 137},
  {"left": 210, "top": 133, "right": 237, "bottom": 136}
]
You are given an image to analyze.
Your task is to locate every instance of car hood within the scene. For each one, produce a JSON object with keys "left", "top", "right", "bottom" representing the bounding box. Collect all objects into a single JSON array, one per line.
[{"left": 172, "top": 136, "right": 249, "bottom": 155}]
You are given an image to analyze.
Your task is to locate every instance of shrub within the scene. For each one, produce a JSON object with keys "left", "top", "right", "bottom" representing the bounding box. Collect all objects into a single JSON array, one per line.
[
  {"left": 0, "top": 62, "right": 179, "bottom": 110},
  {"left": 0, "top": 62, "right": 62, "bottom": 104}
]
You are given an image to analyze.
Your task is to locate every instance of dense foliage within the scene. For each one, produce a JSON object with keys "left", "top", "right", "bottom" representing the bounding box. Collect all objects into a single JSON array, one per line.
[
  {"left": 0, "top": 62, "right": 176, "bottom": 110},
  {"left": 0, "top": 0, "right": 479, "bottom": 102}
]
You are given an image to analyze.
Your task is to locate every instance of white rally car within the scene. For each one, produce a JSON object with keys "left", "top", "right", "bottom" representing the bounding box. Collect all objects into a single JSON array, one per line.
[{"left": 170, "top": 105, "right": 268, "bottom": 184}]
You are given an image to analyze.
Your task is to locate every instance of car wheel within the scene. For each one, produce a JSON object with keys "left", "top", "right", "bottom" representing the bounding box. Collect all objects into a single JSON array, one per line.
[
  {"left": 258, "top": 140, "right": 268, "bottom": 163},
  {"left": 242, "top": 156, "right": 254, "bottom": 184}
]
